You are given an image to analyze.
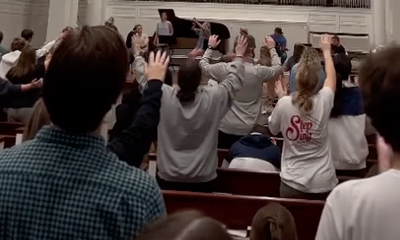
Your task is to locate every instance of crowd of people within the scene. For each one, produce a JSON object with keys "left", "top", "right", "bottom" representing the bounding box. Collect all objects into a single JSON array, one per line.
[{"left": 0, "top": 12, "right": 398, "bottom": 240}]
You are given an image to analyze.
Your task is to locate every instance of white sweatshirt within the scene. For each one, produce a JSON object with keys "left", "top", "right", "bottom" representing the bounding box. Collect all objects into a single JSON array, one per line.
[
  {"left": 135, "top": 56, "right": 245, "bottom": 182},
  {"left": 199, "top": 48, "right": 283, "bottom": 136}
]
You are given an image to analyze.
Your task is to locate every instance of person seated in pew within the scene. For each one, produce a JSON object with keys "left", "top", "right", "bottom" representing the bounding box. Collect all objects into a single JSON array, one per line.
[
  {"left": 250, "top": 203, "right": 297, "bottom": 240},
  {"left": 137, "top": 211, "right": 233, "bottom": 240},
  {"left": 329, "top": 53, "right": 368, "bottom": 177},
  {"left": 315, "top": 45, "right": 400, "bottom": 240},
  {"left": 0, "top": 26, "right": 166, "bottom": 239},
  {"left": 200, "top": 35, "right": 283, "bottom": 150},
  {"left": 134, "top": 35, "right": 247, "bottom": 192},
  {"left": 227, "top": 125, "right": 281, "bottom": 172},
  {"left": 268, "top": 35, "right": 338, "bottom": 200},
  {"left": 22, "top": 98, "right": 51, "bottom": 142}
]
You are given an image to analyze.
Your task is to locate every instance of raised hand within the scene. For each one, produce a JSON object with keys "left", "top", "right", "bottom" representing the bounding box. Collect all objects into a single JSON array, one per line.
[
  {"left": 145, "top": 51, "right": 170, "bottom": 82},
  {"left": 320, "top": 35, "right": 332, "bottom": 52},
  {"left": 208, "top": 35, "right": 221, "bottom": 49},
  {"left": 235, "top": 35, "right": 248, "bottom": 57},
  {"left": 264, "top": 36, "right": 276, "bottom": 50}
]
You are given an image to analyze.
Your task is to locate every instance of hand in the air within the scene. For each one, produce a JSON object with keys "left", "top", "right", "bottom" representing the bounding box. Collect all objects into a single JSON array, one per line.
[
  {"left": 145, "top": 51, "right": 170, "bottom": 82},
  {"left": 320, "top": 35, "right": 332, "bottom": 52},
  {"left": 264, "top": 36, "right": 276, "bottom": 50},
  {"left": 208, "top": 35, "right": 221, "bottom": 49},
  {"left": 235, "top": 35, "right": 248, "bottom": 57}
]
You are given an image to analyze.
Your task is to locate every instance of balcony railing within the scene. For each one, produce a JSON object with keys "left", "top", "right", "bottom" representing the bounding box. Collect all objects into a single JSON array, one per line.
[{"left": 124, "top": 0, "right": 371, "bottom": 8}]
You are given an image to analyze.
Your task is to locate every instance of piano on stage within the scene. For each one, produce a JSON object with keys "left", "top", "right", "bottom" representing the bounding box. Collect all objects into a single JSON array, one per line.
[{"left": 149, "top": 9, "right": 231, "bottom": 55}]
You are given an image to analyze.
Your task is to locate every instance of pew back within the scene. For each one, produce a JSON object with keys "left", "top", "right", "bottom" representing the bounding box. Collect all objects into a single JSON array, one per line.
[{"left": 163, "top": 190, "right": 325, "bottom": 240}]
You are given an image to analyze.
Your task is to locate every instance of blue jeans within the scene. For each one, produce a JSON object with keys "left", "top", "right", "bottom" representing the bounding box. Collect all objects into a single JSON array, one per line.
[{"left": 280, "top": 51, "right": 287, "bottom": 64}]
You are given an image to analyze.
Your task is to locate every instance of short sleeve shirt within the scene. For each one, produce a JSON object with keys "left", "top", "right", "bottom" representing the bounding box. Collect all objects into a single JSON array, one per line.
[{"left": 268, "top": 87, "right": 338, "bottom": 193}]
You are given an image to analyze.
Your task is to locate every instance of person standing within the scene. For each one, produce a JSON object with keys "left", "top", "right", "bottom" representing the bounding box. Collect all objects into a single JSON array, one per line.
[
  {"left": 0, "top": 26, "right": 165, "bottom": 239},
  {"left": 188, "top": 18, "right": 211, "bottom": 59},
  {"left": 155, "top": 11, "right": 174, "bottom": 46},
  {"left": 270, "top": 27, "right": 288, "bottom": 64},
  {"left": 234, "top": 28, "right": 256, "bottom": 58},
  {"left": 0, "top": 31, "right": 9, "bottom": 58}
]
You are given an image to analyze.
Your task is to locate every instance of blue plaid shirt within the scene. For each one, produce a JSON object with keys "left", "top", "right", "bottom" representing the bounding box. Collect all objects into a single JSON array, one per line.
[{"left": 0, "top": 126, "right": 166, "bottom": 240}]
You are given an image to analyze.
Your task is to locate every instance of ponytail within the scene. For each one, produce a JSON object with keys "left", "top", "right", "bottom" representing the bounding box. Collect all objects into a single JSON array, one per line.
[
  {"left": 177, "top": 90, "right": 196, "bottom": 103},
  {"left": 292, "top": 91, "right": 314, "bottom": 113},
  {"left": 292, "top": 63, "right": 320, "bottom": 113},
  {"left": 176, "top": 60, "right": 201, "bottom": 103}
]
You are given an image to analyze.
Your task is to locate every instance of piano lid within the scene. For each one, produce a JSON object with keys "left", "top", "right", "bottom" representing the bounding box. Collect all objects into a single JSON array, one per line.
[{"left": 157, "top": 9, "right": 230, "bottom": 40}]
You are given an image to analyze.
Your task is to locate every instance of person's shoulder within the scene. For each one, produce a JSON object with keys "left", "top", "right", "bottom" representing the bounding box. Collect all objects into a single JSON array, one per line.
[
  {"left": 329, "top": 174, "right": 386, "bottom": 204},
  {"left": 107, "top": 156, "right": 161, "bottom": 197}
]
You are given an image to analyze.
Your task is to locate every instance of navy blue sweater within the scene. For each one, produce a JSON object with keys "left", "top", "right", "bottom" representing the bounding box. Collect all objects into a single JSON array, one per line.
[
  {"left": 107, "top": 80, "right": 162, "bottom": 167},
  {"left": 228, "top": 133, "right": 281, "bottom": 170}
]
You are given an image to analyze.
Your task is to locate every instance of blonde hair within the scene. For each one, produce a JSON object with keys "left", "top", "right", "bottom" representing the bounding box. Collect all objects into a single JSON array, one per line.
[
  {"left": 291, "top": 47, "right": 321, "bottom": 113},
  {"left": 22, "top": 98, "right": 51, "bottom": 142}
]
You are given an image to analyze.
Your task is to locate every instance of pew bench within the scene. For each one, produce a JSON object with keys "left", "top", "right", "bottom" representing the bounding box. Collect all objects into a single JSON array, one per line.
[{"left": 163, "top": 190, "right": 324, "bottom": 240}]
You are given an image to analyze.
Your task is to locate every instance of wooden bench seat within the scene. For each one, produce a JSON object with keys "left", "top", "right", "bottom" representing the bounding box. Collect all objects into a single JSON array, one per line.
[
  {"left": 0, "top": 135, "right": 17, "bottom": 150},
  {"left": 0, "top": 122, "right": 24, "bottom": 135},
  {"left": 163, "top": 190, "right": 325, "bottom": 240}
]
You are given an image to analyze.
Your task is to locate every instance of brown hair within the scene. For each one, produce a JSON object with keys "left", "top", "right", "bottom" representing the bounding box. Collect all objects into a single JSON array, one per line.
[
  {"left": 137, "top": 211, "right": 232, "bottom": 240},
  {"left": 291, "top": 47, "right": 321, "bottom": 113},
  {"left": 250, "top": 203, "right": 297, "bottom": 240},
  {"left": 10, "top": 37, "right": 26, "bottom": 52},
  {"left": 23, "top": 98, "right": 51, "bottom": 142},
  {"left": 359, "top": 45, "right": 400, "bottom": 152},
  {"left": 43, "top": 26, "right": 128, "bottom": 133},
  {"left": 177, "top": 60, "right": 202, "bottom": 103},
  {"left": 6, "top": 46, "right": 36, "bottom": 81}
]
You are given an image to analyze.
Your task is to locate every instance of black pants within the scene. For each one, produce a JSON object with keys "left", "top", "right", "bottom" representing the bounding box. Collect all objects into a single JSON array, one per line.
[
  {"left": 217, "top": 130, "right": 243, "bottom": 150},
  {"left": 336, "top": 168, "right": 367, "bottom": 178},
  {"left": 156, "top": 175, "right": 216, "bottom": 193},
  {"left": 280, "top": 181, "right": 330, "bottom": 201}
]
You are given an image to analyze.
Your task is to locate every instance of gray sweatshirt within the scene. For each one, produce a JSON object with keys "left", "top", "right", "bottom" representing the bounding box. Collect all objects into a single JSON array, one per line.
[
  {"left": 134, "top": 56, "right": 245, "bottom": 182},
  {"left": 200, "top": 48, "right": 283, "bottom": 136}
]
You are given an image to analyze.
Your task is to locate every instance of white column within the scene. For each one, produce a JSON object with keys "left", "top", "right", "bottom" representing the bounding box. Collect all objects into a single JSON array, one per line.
[
  {"left": 46, "top": 0, "right": 79, "bottom": 42},
  {"left": 372, "top": 0, "right": 386, "bottom": 47},
  {"left": 85, "top": 0, "right": 106, "bottom": 26}
]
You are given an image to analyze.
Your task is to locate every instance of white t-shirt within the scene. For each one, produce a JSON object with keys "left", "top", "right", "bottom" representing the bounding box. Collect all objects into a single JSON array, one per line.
[
  {"left": 316, "top": 169, "right": 400, "bottom": 240},
  {"left": 329, "top": 115, "right": 368, "bottom": 170},
  {"left": 268, "top": 87, "right": 338, "bottom": 193},
  {"left": 229, "top": 157, "right": 277, "bottom": 172},
  {"left": 157, "top": 21, "right": 172, "bottom": 36}
]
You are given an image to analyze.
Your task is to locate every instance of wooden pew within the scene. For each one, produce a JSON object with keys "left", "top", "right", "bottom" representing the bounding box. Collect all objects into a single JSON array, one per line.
[
  {"left": 0, "top": 122, "right": 24, "bottom": 135},
  {"left": 215, "top": 168, "right": 280, "bottom": 197},
  {"left": 0, "top": 135, "right": 17, "bottom": 150},
  {"left": 163, "top": 190, "right": 325, "bottom": 240}
]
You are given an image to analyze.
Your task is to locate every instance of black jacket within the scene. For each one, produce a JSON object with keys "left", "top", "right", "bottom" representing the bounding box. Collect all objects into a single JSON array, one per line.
[
  {"left": 4, "top": 63, "right": 44, "bottom": 108},
  {"left": 107, "top": 80, "right": 162, "bottom": 167},
  {"left": 0, "top": 77, "right": 22, "bottom": 109}
]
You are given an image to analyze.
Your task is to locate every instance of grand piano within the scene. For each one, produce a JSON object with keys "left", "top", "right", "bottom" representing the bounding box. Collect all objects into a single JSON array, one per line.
[{"left": 149, "top": 9, "right": 231, "bottom": 55}]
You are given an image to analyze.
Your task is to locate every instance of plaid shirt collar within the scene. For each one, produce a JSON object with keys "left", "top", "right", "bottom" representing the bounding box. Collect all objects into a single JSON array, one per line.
[{"left": 36, "top": 126, "right": 106, "bottom": 149}]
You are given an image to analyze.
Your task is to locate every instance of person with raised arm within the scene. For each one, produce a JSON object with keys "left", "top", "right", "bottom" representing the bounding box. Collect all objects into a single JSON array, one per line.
[
  {"left": 200, "top": 35, "right": 283, "bottom": 149},
  {"left": 316, "top": 45, "right": 400, "bottom": 240},
  {"left": 188, "top": 18, "right": 211, "bottom": 59},
  {"left": 134, "top": 35, "right": 247, "bottom": 191},
  {"left": 268, "top": 35, "right": 338, "bottom": 200}
]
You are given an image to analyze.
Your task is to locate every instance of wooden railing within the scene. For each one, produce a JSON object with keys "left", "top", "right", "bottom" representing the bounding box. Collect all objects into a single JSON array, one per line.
[{"left": 122, "top": 0, "right": 371, "bottom": 8}]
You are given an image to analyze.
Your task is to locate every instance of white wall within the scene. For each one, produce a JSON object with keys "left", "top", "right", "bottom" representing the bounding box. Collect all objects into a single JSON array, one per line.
[
  {"left": 106, "top": 0, "right": 373, "bottom": 55},
  {"left": 0, "top": 0, "right": 31, "bottom": 48},
  {"left": 0, "top": 0, "right": 49, "bottom": 48}
]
